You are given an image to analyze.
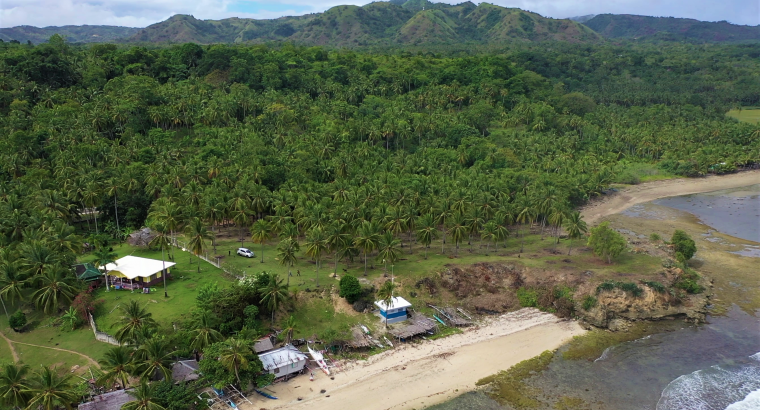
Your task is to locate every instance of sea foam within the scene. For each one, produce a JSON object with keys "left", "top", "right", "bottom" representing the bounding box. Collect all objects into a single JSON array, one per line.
[
  {"left": 725, "top": 389, "right": 760, "bottom": 410},
  {"left": 656, "top": 353, "right": 760, "bottom": 410}
]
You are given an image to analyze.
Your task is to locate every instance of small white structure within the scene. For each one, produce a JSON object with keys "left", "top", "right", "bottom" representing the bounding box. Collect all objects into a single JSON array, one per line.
[
  {"left": 374, "top": 296, "right": 412, "bottom": 324},
  {"left": 258, "top": 344, "right": 308, "bottom": 377},
  {"left": 100, "top": 255, "right": 176, "bottom": 288}
]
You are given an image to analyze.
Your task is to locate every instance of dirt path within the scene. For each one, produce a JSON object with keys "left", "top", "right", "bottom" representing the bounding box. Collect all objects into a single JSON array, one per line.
[
  {"left": 581, "top": 170, "right": 760, "bottom": 225},
  {"left": 8, "top": 340, "right": 100, "bottom": 368},
  {"left": 0, "top": 330, "right": 19, "bottom": 363}
]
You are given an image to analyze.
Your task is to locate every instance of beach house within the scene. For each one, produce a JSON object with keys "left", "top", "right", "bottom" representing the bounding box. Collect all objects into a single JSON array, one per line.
[
  {"left": 258, "top": 344, "right": 308, "bottom": 377},
  {"left": 374, "top": 296, "right": 412, "bottom": 324}
]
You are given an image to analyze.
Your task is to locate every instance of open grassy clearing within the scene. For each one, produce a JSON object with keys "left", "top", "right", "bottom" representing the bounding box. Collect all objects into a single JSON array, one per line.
[
  {"left": 80, "top": 243, "right": 233, "bottom": 333},
  {"left": 727, "top": 108, "right": 760, "bottom": 124},
  {"left": 13, "top": 344, "right": 93, "bottom": 375},
  {"left": 0, "top": 332, "right": 14, "bottom": 363}
]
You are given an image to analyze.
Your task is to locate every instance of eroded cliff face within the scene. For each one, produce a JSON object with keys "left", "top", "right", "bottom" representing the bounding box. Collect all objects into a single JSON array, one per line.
[
  {"left": 580, "top": 272, "right": 712, "bottom": 329},
  {"left": 435, "top": 263, "right": 712, "bottom": 330}
]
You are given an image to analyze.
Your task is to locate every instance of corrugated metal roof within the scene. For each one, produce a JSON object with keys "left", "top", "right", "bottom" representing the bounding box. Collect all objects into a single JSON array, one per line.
[
  {"left": 100, "top": 256, "right": 176, "bottom": 279},
  {"left": 374, "top": 296, "right": 412, "bottom": 311},
  {"left": 78, "top": 390, "right": 134, "bottom": 410},
  {"left": 258, "top": 344, "right": 307, "bottom": 371}
]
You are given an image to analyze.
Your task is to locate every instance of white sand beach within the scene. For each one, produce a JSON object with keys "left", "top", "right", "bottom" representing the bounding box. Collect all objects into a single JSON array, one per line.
[{"left": 240, "top": 308, "right": 585, "bottom": 410}]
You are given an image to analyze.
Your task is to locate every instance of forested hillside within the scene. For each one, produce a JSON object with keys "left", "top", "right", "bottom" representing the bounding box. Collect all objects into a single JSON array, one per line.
[
  {"left": 584, "top": 14, "right": 760, "bottom": 42},
  {"left": 0, "top": 36, "right": 759, "bottom": 366},
  {"left": 128, "top": 1, "right": 598, "bottom": 46},
  {"left": 0, "top": 25, "right": 139, "bottom": 44}
]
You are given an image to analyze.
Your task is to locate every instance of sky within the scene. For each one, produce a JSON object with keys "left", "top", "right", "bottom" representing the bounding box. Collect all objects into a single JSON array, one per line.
[{"left": 1, "top": 0, "right": 759, "bottom": 28}]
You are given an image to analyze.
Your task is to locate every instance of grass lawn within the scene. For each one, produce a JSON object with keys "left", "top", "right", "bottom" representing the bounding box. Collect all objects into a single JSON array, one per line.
[
  {"left": 13, "top": 343, "right": 93, "bottom": 375},
  {"left": 0, "top": 333, "right": 13, "bottom": 364},
  {"left": 1, "top": 302, "right": 111, "bottom": 369},
  {"left": 81, "top": 243, "right": 234, "bottom": 333},
  {"left": 727, "top": 108, "right": 760, "bottom": 124}
]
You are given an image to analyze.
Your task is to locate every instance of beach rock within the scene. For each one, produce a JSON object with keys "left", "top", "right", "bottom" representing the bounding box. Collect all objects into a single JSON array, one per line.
[
  {"left": 608, "top": 318, "right": 630, "bottom": 332},
  {"left": 579, "top": 269, "right": 712, "bottom": 328}
]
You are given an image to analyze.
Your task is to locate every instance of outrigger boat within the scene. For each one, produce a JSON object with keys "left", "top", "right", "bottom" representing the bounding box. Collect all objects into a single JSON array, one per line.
[
  {"left": 308, "top": 346, "right": 331, "bottom": 375},
  {"left": 254, "top": 389, "right": 278, "bottom": 400}
]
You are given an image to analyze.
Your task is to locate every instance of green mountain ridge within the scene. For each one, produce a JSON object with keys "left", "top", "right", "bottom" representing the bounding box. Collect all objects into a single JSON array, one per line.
[
  {"left": 585, "top": 14, "right": 760, "bottom": 42},
  {"left": 1, "top": 2, "right": 758, "bottom": 45},
  {"left": 0, "top": 25, "right": 139, "bottom": 44}
]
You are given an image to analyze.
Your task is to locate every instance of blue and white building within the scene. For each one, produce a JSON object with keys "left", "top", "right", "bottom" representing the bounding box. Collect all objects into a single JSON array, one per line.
[{"left": 374, "top": 296, "right": 412, "bottom": 324}]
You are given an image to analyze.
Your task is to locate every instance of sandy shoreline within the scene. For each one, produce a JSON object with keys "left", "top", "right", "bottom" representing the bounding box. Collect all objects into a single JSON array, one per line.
[
  {"left": 240, "top": 309, "right": 584, "bottom": 410},
  {"left": 581, "top": 170, "right": 760, "bottom": 224}
]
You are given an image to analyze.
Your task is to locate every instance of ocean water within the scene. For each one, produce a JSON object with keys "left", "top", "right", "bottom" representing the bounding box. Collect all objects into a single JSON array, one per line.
[
  {"left": 429, "top": 185, "right": 760, "bottom": 410},
  {"left": 653, "top": 184, "right": 760, "bottom": 242}
]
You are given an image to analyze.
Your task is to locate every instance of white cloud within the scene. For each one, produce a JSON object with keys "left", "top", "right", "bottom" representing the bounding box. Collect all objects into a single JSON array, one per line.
[{"left": 1, "top": 0, "right": 758, "bottom": 28}]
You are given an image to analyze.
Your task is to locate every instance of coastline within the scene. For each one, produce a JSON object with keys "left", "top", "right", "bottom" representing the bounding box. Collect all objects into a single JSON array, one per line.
[
  {"left": 581, "top": 170, "right": 760, "bottom": 224},
  {"left": 239, "top": 309, "right": 584, "bottom": 410}
]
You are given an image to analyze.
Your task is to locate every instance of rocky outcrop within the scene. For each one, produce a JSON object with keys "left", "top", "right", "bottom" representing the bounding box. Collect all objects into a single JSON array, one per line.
[{"left": 579, "top": 269, "right": 712, "bottom": 329}]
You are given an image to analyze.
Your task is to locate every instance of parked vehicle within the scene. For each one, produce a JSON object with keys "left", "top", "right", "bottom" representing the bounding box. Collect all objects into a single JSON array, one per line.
[{"left": 237, "top": 248, "right": 254, "bottom": 258}]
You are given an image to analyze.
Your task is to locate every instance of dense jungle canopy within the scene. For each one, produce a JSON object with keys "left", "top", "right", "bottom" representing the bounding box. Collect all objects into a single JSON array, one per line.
[{"left": 0, "top": 36, "right": 759, "bottom": 318}]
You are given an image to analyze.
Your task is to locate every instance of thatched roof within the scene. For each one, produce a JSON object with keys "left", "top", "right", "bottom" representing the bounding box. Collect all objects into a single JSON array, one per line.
[
  {"left": 389, "top": 312, "right": 437, "bottom": 339},
  {"left": 348, "top": 327, "right": 371, "bottom": 348},
  {"left": 171, "top": 360, "right": 199, "bottom": 383}
]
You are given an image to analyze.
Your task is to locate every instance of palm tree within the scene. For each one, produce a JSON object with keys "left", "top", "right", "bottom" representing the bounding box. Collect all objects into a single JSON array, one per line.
[
  {"left": 480, "top": 222, "right": 498, "bottom": 255},
  {"left": 516, "top": 201, "right": 535, "bottom": 253},
  {"left": 260, "top": 274, "right": 288, "bottom": 323},
  {"left": 134, "top": 339, "right": 174, "bottom": 381},
  {"left": 93, "top": 247, "right": 117, "bottom": 292},
  {"left": 0, "top": 363, "right": 31, "bottom": 409},
  {"left": 189, "top": 311, "right": 223, "bottom": 353},
  {"left": 304, "top": 227, "right": 328, "bottom": 287},
  {"left": 325, "top": 223, "right": 350, "bottom": 275},
  {"left": 282, "top": 315, "right": 297, "bottom": 345},
  {"left": 29, "top": 268, "right": 77, "bottom": 315},
  {"left": 97, "top": 346, "right": 134, "bottom": 389},
  {"left": 250, "top": 219, "right": 272, "bottom": 264},
  {"left": 0, "top": 258, "right": 26, "bottom": 308},
  {"left": 147, "top": 222, "right": 170, "bottom": 298},
  {"left": 548, "top": 207, "right": 567, "bottom": 247},
  {"left": 447, "top": 213, "right": 467, "bottom": 257},
  {"left": 276, "top": 238, "right": 299, "bottom": 286},
  {"left": 563, "top": 211, "right": 588, "bottom": 255},
  {"left": 376, "top": 281, "right": 396, "bottom": 329},
  {"left": 25, "top": 367, "right": 77, "bottom": 410},
  {"left": 148, "top": 200, "right": 182, "bottom": 260},
  {"left": 122, "top": 380, "right": 165, "bottom": 410},
  {"left": 416, "top": 214, "right": 438, "bottom": 259},
  {"left": 185, "top": 217, "right": 213, "bottom": 273},
  {"left": 219, "top": 339, "right": 251, "bottom": 387},
  {"left": 377, "top": 232, "right": 401, "bottom": 276},
  {"left": 114, "top": 300, "right": 157, "bottom": 344},
  {"left": 353, "top": 220, "right": 380, "bottom": 276}
]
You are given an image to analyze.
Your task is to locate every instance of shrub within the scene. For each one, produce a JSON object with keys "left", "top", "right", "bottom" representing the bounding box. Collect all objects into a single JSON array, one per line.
[
  {"left": 582, "top": 295, "right": 597, "bottom": 310},
  {"left": 339, "top": 275, "right": 362, "bottom": 303},
  {"left": 649, "top": 233, "right": 661, "bottom": 242},
  {"left": 352, "top": 300, "right": 367, "bottom": 312},
  {"left": 674, "top": 268, "right": 704, "bottom": 294},
  {"left": 596, "top": 281, "right": 616, "bottom": 293},
  {"left": 516, "top": 288, "right": 539, "bottom": 308},
  {"left": 587, "top": 222, "right": 627, "bottom": 263},
  {"left": 9, "top": 311, "right": 26, "bottom": 332},
  {"left": 671, "top": 230, "right": 697, "bottom": 262},
  {"left": 619, "top": 282, "right": 643, "bottom": 297},
  {"left": 642, "top": 281, "right": 666, "bottom": 293},
  {"left": 596, "top": 281, "right": 643, "bottom": 297}
]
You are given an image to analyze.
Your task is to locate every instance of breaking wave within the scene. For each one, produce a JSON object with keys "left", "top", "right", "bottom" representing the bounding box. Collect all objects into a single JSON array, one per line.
[{"left": 656, "top": 352, "right": 760, "bottom": 410}]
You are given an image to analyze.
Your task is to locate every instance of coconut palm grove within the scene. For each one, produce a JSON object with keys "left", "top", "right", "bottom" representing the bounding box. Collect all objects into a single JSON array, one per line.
[{"left": 0, "top": 26, "right": 759, "bottom": 409}]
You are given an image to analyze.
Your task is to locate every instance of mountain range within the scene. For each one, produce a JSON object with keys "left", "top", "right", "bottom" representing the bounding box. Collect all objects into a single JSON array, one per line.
[{"left": 1, "top": 0, "right": 758, "bottom": 46}]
